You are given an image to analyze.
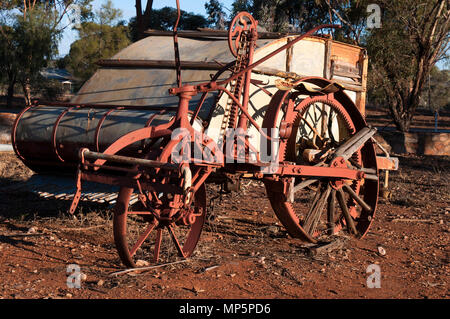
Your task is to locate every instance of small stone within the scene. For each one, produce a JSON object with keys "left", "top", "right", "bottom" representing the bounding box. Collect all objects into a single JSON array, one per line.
[
  {"left": 160, "top": 274, "right": 168, "bottom": 281},
  {"left": 439, "top": 220, "right": 444, "bottom": 225},
  {"left": 320, "top": 268, "right": 326, "bottom": 273},
  {"left": 97, "top": 280, "right": 104, "bottom": 287},
  {"left": 66, "top": 293, "right": 72, "bottom": 298},
  {"left": 229, "top": 273, "right": 236, "bottom": 278},
  {"left": 377, "top": 246, "right": 386, "bottom": 256},
  {"left": 32, "top": 269, "right": 38, "bottom": 274},
  {"left": 267, "top": 226, "right": 279, "bottom": 235},
  {"left": 136, "top": 259, "right": 150, "bottom": 267},
  {"left": 80, "top": 273, "right": 87, "bottom": 281},
  {"left": 27, "top": 227, "right": 37, "bottom": 234},
  {"left": 193, "top": 285, "right": 205, "bottom": 293}
]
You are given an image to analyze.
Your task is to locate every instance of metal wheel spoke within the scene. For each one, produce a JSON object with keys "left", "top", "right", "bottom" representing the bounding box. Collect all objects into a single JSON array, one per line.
[
  {"left": 293, "top": 178, "right": 320, "bottom": 193},
  {"left": 299, "top": 116, "right": 323, "bottom": 142},
  {"left": 327, "top": 110, "right": 337, "bottom": 144},
  {"left": 336, "top": 188, "right": 358, "bottom": 235},
  {"left": 320, "top": 104, "right": 328, "bottom": 139},
  {"left": 342, "top": 184, "right": 372, "bottom": 212},
  {"left": 303, "top": 185, "right": 331, "bottom": 235},
  {"left": 327, "top": 189, "right": 336, "bottom": 235},
  {"left": 153, "top": 228, "right": 163, "bottom": 262},
  {"left": 167, "top": 225, "right": 186, "bottom": 258},
  {"left": 129, "top": 221, "right": 158, "bottom": 257},
  {"left": 302, "top": 186, "right": 323, "bottom": 232}
]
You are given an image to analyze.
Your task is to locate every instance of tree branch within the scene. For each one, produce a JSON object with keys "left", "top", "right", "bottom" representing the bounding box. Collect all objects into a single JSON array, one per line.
[
  {"left": 144, "top": 0, "right": 153, "bottom": 16},
  {"left": 324, "top": 0, "right": 359, "bottom": 45}
]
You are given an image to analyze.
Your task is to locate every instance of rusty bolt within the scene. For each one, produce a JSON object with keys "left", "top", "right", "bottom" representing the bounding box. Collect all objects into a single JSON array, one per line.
[{"left": 254, "top": 172, "right": 263, "bottom": 179}]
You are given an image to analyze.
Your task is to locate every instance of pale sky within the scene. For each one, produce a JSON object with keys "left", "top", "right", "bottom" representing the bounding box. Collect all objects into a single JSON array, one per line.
[
  {"left": 58, "top": 0, "right": 448, "bottom": 69},
  {"left": 58, "top": 0, "right": 236, "bottom": 56}
]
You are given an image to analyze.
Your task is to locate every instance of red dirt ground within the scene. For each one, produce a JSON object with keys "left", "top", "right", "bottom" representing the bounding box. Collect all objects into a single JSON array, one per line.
[{"left": 0, "top": 152, "right": 448, "bottom": 300}]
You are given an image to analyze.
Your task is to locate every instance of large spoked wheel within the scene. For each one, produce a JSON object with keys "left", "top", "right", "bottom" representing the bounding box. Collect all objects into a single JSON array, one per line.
[
  {"left": 112, "top": 136, "right": 213, "bottom": 268},
  {"left": 265, "top": 94, "right": 378, "bottom": 243},
  {"left": 113, "top": 183, "right": 206, "bottom": 268}
]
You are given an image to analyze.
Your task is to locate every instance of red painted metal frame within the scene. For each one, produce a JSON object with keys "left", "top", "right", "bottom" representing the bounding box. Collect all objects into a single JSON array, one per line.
[
  {"left": 52, "top": 106, "right": 78, "bottom": 162},
  {"left": 11, "top": 103, "right": 40, "bottom": 162},
  {"left": 65, "top": 15, "right": 353, "bottom": 200},
  {"left": 95, "top": 108, "right": 119, "bottom": 152}
]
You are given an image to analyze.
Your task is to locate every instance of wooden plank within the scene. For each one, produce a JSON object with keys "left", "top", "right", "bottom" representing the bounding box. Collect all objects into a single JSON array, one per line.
[
  {"left": 376, "top": 156, "right": 399, "bottom": 170},
  {"left": 355, "top": 52, "right": 369, "bottom": 115},
  {"left": 324, "top": 39, "right": 332, "bottom": 79}
]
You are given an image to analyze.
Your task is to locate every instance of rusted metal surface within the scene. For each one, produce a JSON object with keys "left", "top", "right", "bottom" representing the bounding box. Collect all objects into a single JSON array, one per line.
[
  {"left": 143, "top": 28, "right": 306, "bottom": 39},
  {"left": 10, "top": 6, "right": 393, "bottom": 269},
  {"left": 13, "top": 106, "right": 181, "bottom": 168},
  {"left": 96, "top": 59, "right": 226, "bottom": 70},
  {"left": 376, "top": 155, "right": 399, "bottom": 170},
  {"left": 81, "top": 149, "right": 180, "bottom": 171}
]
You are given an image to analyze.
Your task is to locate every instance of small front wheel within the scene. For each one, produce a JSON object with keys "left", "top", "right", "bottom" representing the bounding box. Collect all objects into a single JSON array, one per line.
[{"left": 113, "top": 183, "right": 207, "bottom": 268}]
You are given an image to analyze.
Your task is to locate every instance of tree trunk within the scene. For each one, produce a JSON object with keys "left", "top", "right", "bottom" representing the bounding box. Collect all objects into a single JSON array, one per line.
[
  {"left": 21, "top": 79, "right": 32, "bottom": 106},
  {"left": 389, "top": 97, "right": 417, "bottom": 132},
  {"left": 393, "top": 116, "right": 412, "bottom": 132},
  {"left": 6, "top": 78, "right": 16, "bottom": 108},
  {"left": 136, "top": 0, "right": 153, "bottom": 40}
]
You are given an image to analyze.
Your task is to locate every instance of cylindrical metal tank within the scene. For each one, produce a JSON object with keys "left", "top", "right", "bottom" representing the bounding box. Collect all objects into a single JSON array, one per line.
[{"left": 13, "top": 107, "right": 176, "bottom": 166}]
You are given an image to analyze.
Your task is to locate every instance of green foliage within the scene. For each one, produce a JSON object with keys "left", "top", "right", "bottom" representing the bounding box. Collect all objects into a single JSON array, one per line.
[
  {"left": 13, "top": 7, "right": 61, "bottom": 83},
  {"left": 0, "top": 4, "right": 62, "bottom": 104},
  {"left": 366, "top": 0, "right": 449, "bottom": 131},
  {"left": 148, "top": 6, "right": 208, "bottom": 31},
  {"left": 205, "top": 0, "right": 227, "bottom": 29},
  {"left": 66, "top": 0, "right": 131, "bottom": 84},
  {"left": 0, "top": 0, "right": 93, "bottom": 105},
  {"left": 129, "top": 6, "right": 209, "bottom": 41},
  {"left": 421, "top": 67, "right": 450, "bottom": 111},
  {"left": 249, "top": 0, "right": 330, "bottom": 32},
  {"left": 231, "top": 0, "right": 254, "bottom": 16},
  {"left": 35, "top": 78, "right": 66, "bottom": 101}
]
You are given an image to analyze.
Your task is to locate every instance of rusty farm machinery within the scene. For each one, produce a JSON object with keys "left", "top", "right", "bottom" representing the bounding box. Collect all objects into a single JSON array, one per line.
[{"left": 10, "top": 4, "right": 398, "bottom": 268}]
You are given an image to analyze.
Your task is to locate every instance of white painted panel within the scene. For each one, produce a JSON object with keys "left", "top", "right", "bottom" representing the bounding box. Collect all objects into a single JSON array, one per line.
[{"left": 291, "top": 39, "right": 326, "bottom": 77}]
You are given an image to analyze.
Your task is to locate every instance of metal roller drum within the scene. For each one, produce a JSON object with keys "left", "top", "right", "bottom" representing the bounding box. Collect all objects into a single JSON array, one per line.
[{"left": 12, "top": 106, "right": 203, "bottom": 172}]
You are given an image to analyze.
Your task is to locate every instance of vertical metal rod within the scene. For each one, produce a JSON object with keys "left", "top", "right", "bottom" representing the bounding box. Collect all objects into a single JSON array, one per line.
[
  {"left": 384, "top": 170, "right": 389, "bottom": 189},
  {"left": 173, "top": 0, "right": 182, "bottom": 88}
]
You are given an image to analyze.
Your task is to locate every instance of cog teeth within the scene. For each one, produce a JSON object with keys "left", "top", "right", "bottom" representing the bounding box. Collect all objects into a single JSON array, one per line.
[{"left": 279, "top": 97, "right": 361, "bottom": 166}]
